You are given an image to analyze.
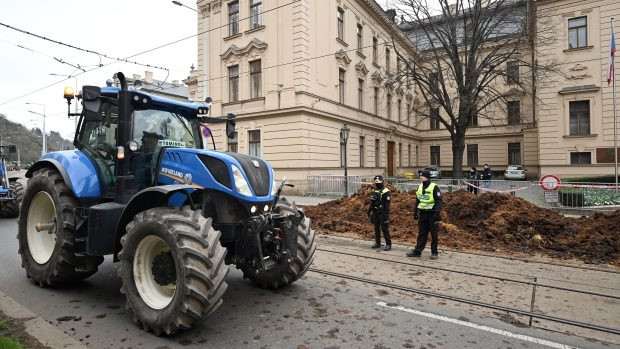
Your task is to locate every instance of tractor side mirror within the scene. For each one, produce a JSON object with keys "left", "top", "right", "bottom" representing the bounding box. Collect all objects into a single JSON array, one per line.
[
  {"left": 8, "top": 145, "right": 16, "bottom": 153},
  {"left": 82, "top": 86, "right": 102, "bottom": 122},
  {"left": 226, "top": 113, "right": 236, "bottom": 139}
]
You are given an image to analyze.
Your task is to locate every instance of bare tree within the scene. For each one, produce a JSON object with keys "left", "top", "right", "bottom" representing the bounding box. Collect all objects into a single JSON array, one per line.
[{"left": 388, "top": 0, "right": 558, "bottom": 178}]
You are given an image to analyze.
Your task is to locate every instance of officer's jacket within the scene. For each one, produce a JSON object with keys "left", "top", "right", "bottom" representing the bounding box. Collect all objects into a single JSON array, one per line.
[
  {"left": 368, "top": 187, "right": 391, "bottom": 215},
  {"left": 414, "top": 182, "right": 443, "bottom": 214}
]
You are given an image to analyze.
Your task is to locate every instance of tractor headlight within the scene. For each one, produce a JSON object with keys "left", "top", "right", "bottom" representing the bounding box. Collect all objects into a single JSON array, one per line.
[
  {"left": 128, "top": 141, "right": 139, "bottom": 152},
  {"left": 231, "top": 165, "right": 253, "bottom": 196}
]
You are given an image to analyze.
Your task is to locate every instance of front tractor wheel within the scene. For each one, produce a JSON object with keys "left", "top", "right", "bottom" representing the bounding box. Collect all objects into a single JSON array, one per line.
[
  {"left": 17, "top": 168, "right": 103, "bottom": 286},
  {"left": 119, "top": 206, "right": 229, "bottom": 336},
  {"left": 242, "top": 198, "right": 317, "bottom": 289},
  {"left": 0, "top": 181, "right": 23, "bottom": 218}
]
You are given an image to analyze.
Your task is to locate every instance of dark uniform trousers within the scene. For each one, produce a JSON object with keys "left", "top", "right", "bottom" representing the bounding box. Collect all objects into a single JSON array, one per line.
[
  {"left": 373, "top": 211, "right": 391, "bottom": 246},
  {"left": 414, "top": 210, "right": 439, "bottom": 254}
]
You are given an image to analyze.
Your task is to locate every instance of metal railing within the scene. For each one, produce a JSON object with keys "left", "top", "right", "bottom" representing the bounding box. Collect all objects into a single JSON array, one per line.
[{"left": 306, "top": 175, "right": 620, "bottom": 210}]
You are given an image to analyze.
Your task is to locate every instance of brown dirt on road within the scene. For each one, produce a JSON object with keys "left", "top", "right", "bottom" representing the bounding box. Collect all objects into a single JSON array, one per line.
[{"left": 303, "top": 186, "right": 620, "bottom": 265}]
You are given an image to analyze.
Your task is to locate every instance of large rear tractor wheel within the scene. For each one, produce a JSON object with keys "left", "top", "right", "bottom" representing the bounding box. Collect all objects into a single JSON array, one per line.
[
  {"left": 119, "top": 206, "right": 229, "bottom": 335},
  {"left": 17, "top": 168, "right": 103, "bottom": 286},
  {"left": 0, "top": 180, "right": 23, "bottom": 218},
  {"left": 242, "top": 198, "right": 316, "bottom": 289}
]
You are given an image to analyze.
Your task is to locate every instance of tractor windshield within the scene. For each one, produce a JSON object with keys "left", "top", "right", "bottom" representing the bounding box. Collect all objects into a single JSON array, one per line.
[{"left": 131, "top": 109, "right": 201, "bottom": 152}]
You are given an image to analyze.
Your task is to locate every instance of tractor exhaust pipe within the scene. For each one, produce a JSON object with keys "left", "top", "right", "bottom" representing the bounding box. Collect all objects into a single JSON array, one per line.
[{"left": 114, "top": 72, "right": 138, "bottom": 203}]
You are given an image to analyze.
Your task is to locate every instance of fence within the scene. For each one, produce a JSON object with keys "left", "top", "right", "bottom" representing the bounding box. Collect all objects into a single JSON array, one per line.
[{"left": 306, "top": 175, "right": 620, "bottom": 211}]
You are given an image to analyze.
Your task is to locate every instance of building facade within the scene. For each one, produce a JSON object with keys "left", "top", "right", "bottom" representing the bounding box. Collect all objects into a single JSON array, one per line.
[
  {"left": 535, "top": 0, "right": 620, "bottom": 178},
  {"left": 185, "top": 0, "right": 620, "bottom": 183},
  {"left": 186, "top": 0, "right": 421, "bottom": 187}
]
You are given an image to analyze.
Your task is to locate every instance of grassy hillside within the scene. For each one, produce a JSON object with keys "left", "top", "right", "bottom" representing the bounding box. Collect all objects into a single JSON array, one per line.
[{"left": 0, "top": 114, "right": 72, "bottom": 164}]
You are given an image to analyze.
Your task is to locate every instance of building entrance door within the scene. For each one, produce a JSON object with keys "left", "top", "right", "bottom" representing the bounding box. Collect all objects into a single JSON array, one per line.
[{"left": 387, "top": 141, "right": 395, "bottom": 176}]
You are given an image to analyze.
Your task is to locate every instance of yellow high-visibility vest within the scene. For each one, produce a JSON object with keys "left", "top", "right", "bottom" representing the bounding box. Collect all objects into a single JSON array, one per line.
[{"left": 416, "top": 182, "right": 437, "bottom": 210}]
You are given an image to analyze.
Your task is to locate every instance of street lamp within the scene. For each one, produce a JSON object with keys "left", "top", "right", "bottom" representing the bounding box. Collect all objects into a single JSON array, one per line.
[
  {"left": 171, "top": 0, "right": 200, "bottom": 14},
  {"left": 340, "top": 124, "right": 350, "bottom": 196},
  {"left": 26, "top": 103, "right": 46, "bottom": 156}
]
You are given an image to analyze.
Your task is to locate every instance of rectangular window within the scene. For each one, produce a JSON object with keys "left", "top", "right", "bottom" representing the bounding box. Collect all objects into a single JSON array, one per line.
[
  {"left": 250, "top": 0, "right": 262, "bottom": 29},
  {"left": 397, "top": 99, "right": 402, "bottom": 123},
  {"left": 408, "top": 144, "right": 412, "bottom": 166},
  {"left": 569, "top": 100, "right": 590, "bottom": 135},
  {"left": 357, "top": 24, "right": 363, "bottom": 52},
  {"left": 337, "top": 7, "right": 344, "bottom": 41},
  {"left": 228, "top": 65, "right": 239, "bottom": 102},
  {"left": 375, "top": 139, "right": 380, "bottom": 167},
  {"left": 249, "top": 60, "right": 262, "bottom": 99},
  {"left": 228, "top": 1, "right": 239, "bottom": 36},
  {"left": 568, "top": 17, "right": 587, "bottom": 49},
  {"left": 374, "top": 87, "right": 379, "bottom": 115},
  {"left": 467, "top": 144, "right": 478, "bottom": 166},
  {"left": 406, "top": 102, "right": 411, "bottom": 125},
  {"left": 570, "top": 152, "right": 591, "bottom": 165},
  {"left": 398, "top": 143, "right": 402, "bottom": 167},
  {"left": 248, "top": 130, "right": 261, "bottom": 157},
  {"left": 227, "top": 131, "right": 238, "bottom": 152},
  {"left": 373, "top": 37, "right": 378, "bottom": 63},
  {"left": 359, "top": 136, "right": 365, "bottom": 167},
  {"left": 430, "top": 146, "right": 440, "bottom": 166},
  {"left": 386, "top": 93, "right": 392, "bottom": 120},
  {"left": 430, "top": 107, "right": 440, "bottom": 130},
  {"left": 507, "top": 61, "right": 519, "bottom": 84},
  {"left": 467, "top": 114, "right": 478, "bottom": 127},
  {"left": 508, "top": 142, "right": 521, "bottom": 165},
  {"left": 358, "top": 79, "right": 364, "bottom": 110},
  {"left": 507, "top": 101, "right": 520, "bottom": 125},
  {"left": 429, "top": 72, "right": 438, "bottom": 90},
  {"left": 396, "top": 57, "right": 401, "bottom": 72},
  {"left": 386, "top": 48, "right": 390, "bottom": 71},
  {"left": 338, "top": 69, "right": 346, "bottom": 104}
]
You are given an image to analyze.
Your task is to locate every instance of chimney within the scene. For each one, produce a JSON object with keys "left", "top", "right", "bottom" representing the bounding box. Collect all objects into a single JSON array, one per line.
[
  {"left": 385, "top": 9, "right": 397, "bottom": 23},
  {"left": 144, "top": 71, "right": 153, "bottom": 83},
  {"left": 132, "top": 74, "right": 141, "bottom": 81}
]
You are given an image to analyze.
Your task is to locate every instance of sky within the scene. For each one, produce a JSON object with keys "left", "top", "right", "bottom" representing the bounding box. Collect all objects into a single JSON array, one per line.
[{"left": 0, "top": 0, "right": 391, "bottom": 140}]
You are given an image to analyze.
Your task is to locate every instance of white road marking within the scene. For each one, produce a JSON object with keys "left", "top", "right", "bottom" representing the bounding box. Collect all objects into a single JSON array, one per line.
[{"left": 376, "top": 301, "right": 579, "bottom": 349}]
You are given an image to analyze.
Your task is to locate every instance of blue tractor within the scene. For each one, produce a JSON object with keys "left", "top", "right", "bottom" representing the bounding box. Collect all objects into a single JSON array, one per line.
[
  {"left": 0, "top": 144, "right": 23, "bottom": 218},
  {"left": 17, "top": 73, "right": 316, "bottom": 335}
]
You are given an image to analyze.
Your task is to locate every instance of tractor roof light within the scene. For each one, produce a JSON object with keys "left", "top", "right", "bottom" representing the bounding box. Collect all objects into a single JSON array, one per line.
[
  {"left": 63, "top": 87, "right": 75, "bottom": 102},
  {"left": 128, "top": 141, "right": 139, "bottom": 152}
]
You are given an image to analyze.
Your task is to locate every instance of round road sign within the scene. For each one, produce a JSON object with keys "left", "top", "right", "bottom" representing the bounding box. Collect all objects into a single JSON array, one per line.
[{"left": 540, "top": 174, "right": 561, "bottom": 191}]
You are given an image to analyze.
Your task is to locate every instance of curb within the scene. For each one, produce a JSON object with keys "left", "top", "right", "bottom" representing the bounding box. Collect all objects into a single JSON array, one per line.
[{"left": 0, "top": 290, "right": 88, "bottom": 349}]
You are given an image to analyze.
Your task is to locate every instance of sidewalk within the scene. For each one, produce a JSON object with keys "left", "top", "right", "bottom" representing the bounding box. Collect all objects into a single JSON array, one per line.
[{"left": 0, "top": 290, "right": 87, "bottom": 349}]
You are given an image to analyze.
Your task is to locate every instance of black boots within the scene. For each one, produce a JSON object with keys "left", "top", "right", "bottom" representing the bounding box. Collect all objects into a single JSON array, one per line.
[
  {"left": 372, "top": 243, "right": 382, "bottom": 249},
  {"left": 383, "top": 244, "right": 391, "bottom": 251},
  {"left": 406, "top": 250, "right": 421, "bottom": 257}
]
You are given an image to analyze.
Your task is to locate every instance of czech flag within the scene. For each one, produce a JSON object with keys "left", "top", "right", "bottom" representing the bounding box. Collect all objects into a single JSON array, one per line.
[{"left": 608, "top": 27, "right": 616, "bottom": 85}]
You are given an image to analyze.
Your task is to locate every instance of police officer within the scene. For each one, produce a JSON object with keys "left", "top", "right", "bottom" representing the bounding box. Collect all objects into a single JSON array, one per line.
[
  {"left": 407, "top": 169, "right": 443, "bottom": 259},
  {"left": 468, "top": 166, "right": 479, "bottom": 195},
  {"left": 367, "top": 175, "right": 392, "bottom": 251},
  {"left": 482, "top": 164, "right": 492, "bottom": 189}
]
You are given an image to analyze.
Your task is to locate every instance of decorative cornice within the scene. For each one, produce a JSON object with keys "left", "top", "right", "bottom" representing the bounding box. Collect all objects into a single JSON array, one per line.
[
  {"left": 221, "top": 38, "right": 268, "bottom": 63},
  {"left": 355, "top": 61, "right": 369, "bottom": 77},
  {"left": 335, "top": 49, "right": 352, "bottom": 68},
  {"left": 371, "top": 71, "right": 383, "bottom": 86}
]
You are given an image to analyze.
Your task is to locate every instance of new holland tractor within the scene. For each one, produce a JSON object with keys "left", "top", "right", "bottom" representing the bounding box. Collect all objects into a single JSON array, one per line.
[
  {"left": 17, "top": 72, "right": 316, "bottom": 335},
  {"left": 0, "top": 144, "right": 23, "bottom": 218}
]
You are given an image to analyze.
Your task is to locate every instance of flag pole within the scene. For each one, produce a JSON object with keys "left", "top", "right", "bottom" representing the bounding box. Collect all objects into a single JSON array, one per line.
[{"left": 613, "top": 17, "right": 618, "bottom": 193}]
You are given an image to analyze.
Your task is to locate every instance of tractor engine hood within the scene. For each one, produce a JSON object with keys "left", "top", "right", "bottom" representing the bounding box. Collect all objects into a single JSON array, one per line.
[{"left": 157, "top": 148, "right": 275, "bottom": 203}]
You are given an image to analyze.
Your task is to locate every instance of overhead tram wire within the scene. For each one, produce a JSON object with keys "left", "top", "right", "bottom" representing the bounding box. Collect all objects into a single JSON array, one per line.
[
  {"left": 0, "top": 22, "right": 170, "bottom": 72},
  {"left": 0, "top": 0, "right": 299, "bottom": 106}
]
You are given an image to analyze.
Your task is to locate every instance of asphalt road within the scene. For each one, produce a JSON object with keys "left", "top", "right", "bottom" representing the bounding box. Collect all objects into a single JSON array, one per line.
[{"left": 1, "top": 215, "right": 617, "bottom": 349}]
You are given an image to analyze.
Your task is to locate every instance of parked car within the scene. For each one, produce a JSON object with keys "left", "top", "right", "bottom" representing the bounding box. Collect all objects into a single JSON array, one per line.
[
  {"left": 418, "top": 166, "right": 441, "bottom": 179},
  {"left": 504, "top": 165, "right": 526, "bottom": 180}
]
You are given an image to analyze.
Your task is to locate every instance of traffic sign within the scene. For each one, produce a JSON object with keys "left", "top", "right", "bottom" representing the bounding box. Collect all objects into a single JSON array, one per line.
[{"left": 540, "top": 174, "right": 561, "bottom": 191}]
